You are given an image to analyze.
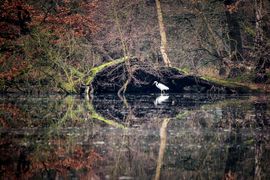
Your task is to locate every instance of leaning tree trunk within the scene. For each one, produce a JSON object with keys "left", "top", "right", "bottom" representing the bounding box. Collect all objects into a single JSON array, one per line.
[
  {"left": 253, "top": 0, "right": 268, "bottom": 83},
  {"left": 155, "top": 0, "right": 171, "bottom": 67}
]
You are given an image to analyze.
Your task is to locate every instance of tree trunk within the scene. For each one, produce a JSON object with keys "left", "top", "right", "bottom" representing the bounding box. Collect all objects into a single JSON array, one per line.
[
  {"left": 224, "top": 0, "right": 244, "bottom": 78},
  {"left": 254, "top": 0, "right": 268, "bottom": 83},
  {"left": 225, "top": 11, "right": 243, "bottom": 61},
  {"left": 155, "top": 0, "right": 171, "bottom": 67},
  {"left": 254, "top": 0, "right": 264, "bottom": 50}
]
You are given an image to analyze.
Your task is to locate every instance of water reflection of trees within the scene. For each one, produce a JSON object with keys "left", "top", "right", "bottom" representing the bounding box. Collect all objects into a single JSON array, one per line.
[
  {"left": 0, "top": 95, "right": 269, "bottom": 179},
  {"left": 89, "top": 94, "right": 270, "bottom": 179},
  {"left": 0, "top": 136, "right": 102, "bottom": 179},
  {"left": 92, "top": 94, "right": 230, "bottom": 124},
  {"left": 154, "top": 118, "right": 170, "bottom": 180},
  {"left": 91, "top": 94, "right": 270, "bottom": 129},
  {"left": 0, "top": 96, "right": 111, "bottom": 179}
]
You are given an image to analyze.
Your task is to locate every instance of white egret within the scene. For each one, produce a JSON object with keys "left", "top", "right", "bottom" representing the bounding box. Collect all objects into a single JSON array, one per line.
[
  {"left": 154, "top": 94, "right": 169, "bottom": 105},
  {"left": 153, "top": 81, "right": 169, "bottom": 94}
]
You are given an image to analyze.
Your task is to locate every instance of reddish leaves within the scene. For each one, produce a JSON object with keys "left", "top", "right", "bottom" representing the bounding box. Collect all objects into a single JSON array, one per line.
[
  {"left": 0, "top": 0, "right": 98, "bottom": 40},
  {"left": 0, "top": 53, "right": 28, "bottom": 80},
  {"left": 0, "top": 0, "right": 98, "bottom": 81}
]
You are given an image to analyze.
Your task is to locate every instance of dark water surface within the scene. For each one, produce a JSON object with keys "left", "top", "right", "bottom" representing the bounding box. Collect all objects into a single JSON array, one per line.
[{"left": 0, "top": 94, "right": 269, "bottom": 179}]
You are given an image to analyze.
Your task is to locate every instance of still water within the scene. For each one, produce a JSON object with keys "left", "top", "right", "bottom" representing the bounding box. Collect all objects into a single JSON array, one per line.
[{"left": 0, "top": 94, "right": 269, "bottom": 179}]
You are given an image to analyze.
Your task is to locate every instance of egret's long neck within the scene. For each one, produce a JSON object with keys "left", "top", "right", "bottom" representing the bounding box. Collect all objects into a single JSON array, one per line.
[{"left": 155, "top": 83, "right": 159, "bottom": 87}]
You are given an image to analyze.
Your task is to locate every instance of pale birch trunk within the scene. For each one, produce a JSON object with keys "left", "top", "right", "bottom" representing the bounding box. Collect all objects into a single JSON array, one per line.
[{"left": 155, "top": 0, "right": 171, "bottom": 67}]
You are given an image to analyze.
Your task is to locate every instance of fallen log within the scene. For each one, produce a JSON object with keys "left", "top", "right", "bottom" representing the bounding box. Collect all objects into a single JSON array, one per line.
[{"left": 84, "top": 57, "right": 257, "bottom": 94}]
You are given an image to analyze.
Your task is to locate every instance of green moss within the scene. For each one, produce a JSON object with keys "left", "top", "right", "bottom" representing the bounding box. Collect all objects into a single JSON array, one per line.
[
  {"left": 172, "top": 65, "right": 254, "bottom": 91},
  {"left": 201, "top": 98, "right": 252, "bottom": 110},
  {"left": 85, "top": 100, "right": 126, "bottom": 129},
  {"left": 91, "top": 113, "right": 125, "bottom": 128},
  {"left": 230, "top": 72, "right": 255, "bottom": 83},
  {"left": 172, "top": 64, "right": 259, "bottom": 91},
  {"left": 243, "top": 26, "right": 256, "bottom": 37},
  {"left": 200, "top": 76, "right": 261, "bottom": 93},
  {"left": 173, "top": 67, "right": 189, "bottom": 75},
  {"left": 85, "top": 56, "right": 130, "bottom": 85},
  {"left": 176, "top": 111, "right": 189, "bottom": 120},
  {"left": 172, "top": 66, "right": 242, "bottom": 88},
  {"left": 200, "top": 76, "right": 242, "bottom": 88},
  {"left": 60, "top": 82, "right": 76, "bottom": 93},
  {"left": 245, "top": 139, "right": 254, "bottom": 145}
]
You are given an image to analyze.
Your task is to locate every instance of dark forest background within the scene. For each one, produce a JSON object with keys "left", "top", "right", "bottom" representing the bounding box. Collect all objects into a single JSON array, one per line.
[{"left": 0, "top": 0, "right": 269, "bottom": 94}]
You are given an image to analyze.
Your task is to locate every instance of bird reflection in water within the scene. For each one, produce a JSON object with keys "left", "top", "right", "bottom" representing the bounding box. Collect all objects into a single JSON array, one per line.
[{"left": 154, "top": 94, "right": 169, "bottom": 106}]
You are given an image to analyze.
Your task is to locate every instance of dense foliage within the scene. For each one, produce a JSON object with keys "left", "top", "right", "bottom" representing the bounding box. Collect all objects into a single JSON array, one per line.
[
  {"left": 0, "top": 0, "right": 98, "bottom": 93},
  {"left": 0, "top": 0, "right": 269, "bottom": 93}
]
